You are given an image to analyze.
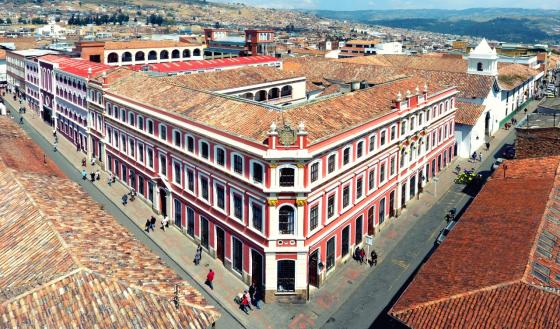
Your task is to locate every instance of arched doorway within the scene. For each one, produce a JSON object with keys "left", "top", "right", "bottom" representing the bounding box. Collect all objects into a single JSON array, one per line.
[
  {"left": 159, "top": 188, "right": 168, "bottom": 217},
  {"left": 484, "top": 111, "right": 491, "bottom": 136}
]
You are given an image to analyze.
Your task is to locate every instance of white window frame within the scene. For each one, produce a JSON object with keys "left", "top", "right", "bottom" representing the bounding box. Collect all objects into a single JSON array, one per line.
[
  {"left": 356, "top": 140, "right": 365, "bottom": 159},
  {"left": 369, "top": 133, "right": 377, "bottom": 152},
  {"left": 307, "top": 198, "right": 322, "bottom": 236},
  {"left": 158, "top": 152, "right": 167, "bottom": 176},
  {"left": 146, "top": 118, "right": 154, "bottom": 134},
  {"left": 231, "top": 152, "right": 244, "bottom": 176},
  {"left": 229, "top": 188, "right": 244, "bottom": 222},
  {"left": 146, "top": 146, "right": 154, "bottom": 169},
  {"left": 159, "top": 123, "right": 168, "bottom": 142},
  {"left": 213, "top": 180, "right": 227, "bottom": 214},
  {"left": 368, "top": 166, "right": 377, "bottom": 193},
  {"left": 185, "top": 134, "right": 195, "bottom": 153},
  {"left": 198, "top": 172, "right": 211, "bottom": 204},
  {"left": 172, "top": 158, "right": 182, "bottom": 186},
  {"left": 137, "top": 142, "right": 145, "bottom": 164},
  {"left": 355, "top": 174, "right": 365, "bottom": 202},
  {"left": 342, "top": 146, "right": 352, "bottom": 166},
  {"left": 214, "top": 145, "right": 226, "bottom": 166},
  {"left": 137, "top": 115, "right": 144, "bottom": 130},
  {"left": 326, "top": 189, "right": 338, "bottom": 222},
  {"left": 172, "top": 128, "right": 182, "bottom": 147},
  {"left": 327, "top": 152, "right": 337, "bottom": 175},
  {"left": 248, "top": 199, "right": 265, "bottom": 235},
  {"left": 249, "top": 159, "right": 265, "bottom": 185},
  {"left": 309, "top": 159, "right": 321, "bottom": 185},
  {"left": 185, "top": 166, "right": 195, "bottom": 195},
  {"left": 341, "top": 180, "right": 353, "bottom": 212},
  {"left": 199, "top": 140, "right": 210, "bottom": 160}
]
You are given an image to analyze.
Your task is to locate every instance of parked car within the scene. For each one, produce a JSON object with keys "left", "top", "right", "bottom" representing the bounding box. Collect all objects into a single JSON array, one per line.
[
  {"left": 492, "top": 158, "right": 504, "bottom": 170},
  {"left": 503, "top": 146, "right": 515, "bottom": 159},
  {"left": 436, "top": 220, "right": 457, "bottom": 245}
]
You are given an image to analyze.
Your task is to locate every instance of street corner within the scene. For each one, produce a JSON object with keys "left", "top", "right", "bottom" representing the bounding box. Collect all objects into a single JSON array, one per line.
[{"left": 288, "top": 312, "right": 318, "bottom": 329}]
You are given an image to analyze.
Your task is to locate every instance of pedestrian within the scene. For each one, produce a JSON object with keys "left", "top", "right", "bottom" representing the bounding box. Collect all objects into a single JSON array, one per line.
[
  {"left": 81, "top": 169, "right": 87, "bottom": 180},
  {"left": 353, "top": 245, "right": 361, "bottom": 262},
  {"left": 205, "top": 269, "right": 215, "bottom": 290},
  {"left": 471, "top": 152, "right": 477, "bottom": 162},
  {"left": 52, "top": 129, "right": 56, "bottom": 138},
  {"left": 95, "top": 170, "right": 100, "bottom": 181},
  {"left": 150, "top": 216, "right": 156, "bottom": 232},
  {"left": 161, "top": 216, "right": 168, "bottom": 231},
  {"left": 19, "top": 117, "right": 23, "bottom": 125},
  {"left": 478, "top": 152, "right": 482, "bottom": 162},
  {"left": 90, "top": 171, "right": 95, "bottom": 182},
  {"left": 121, "top": 194, "right": 128, "bottom": 206},
  {"left": 485, "top": 142, "right": 490, "bottom": 151},
  {"left": 244, "top": 290, "right": 253, "bottom": 311},
  {"left": 53, "top": 141, "right": 58, "bottom": 152},
  {"left": 107, "top": 173, "right": 113, "bottom": 186},
  {"left": 370, "top": 250, "right": 378, "bottom": 267},
  {"left": 112, "top": 175, "right": 116, "bottom": 184},
  {"left": 240, "top": 294, "right": 250, "bottom": 314},
  {"left": 81, "top": 158, "right": 86, "bottom": 167},
  {"left": 145, "top": 219, "right": 151, "bottom": 232},
  {"left": 359, "top": 248, "right": 366, "bottom": 264},
  {"left": 194, "top": 244, "right": 202, "bottom": 265},
  {"left": 129, "top": 188, "right": 136, "bottom": 202},
  {"left": 249, "top": 282, "right": 257, "bottom": 305},
  {"left": 91, "top": 157, "right": 96, "bottom": 166}
]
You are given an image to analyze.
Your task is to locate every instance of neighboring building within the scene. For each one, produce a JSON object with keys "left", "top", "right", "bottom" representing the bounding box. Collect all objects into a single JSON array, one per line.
[
  {"left": 390, "top": 156, "right": 560, "bottom": 329},
  {"left": 203, "top": 29, "right": 276, "bottom": 58},
  {"left": 6, "top": 49, "right": 58, "bottom": 94},
  {"left": 131, "top": 55, "right": 281, "bottom": 76},
  {"left": 34, "top": 18, "right": 67, "bottom": 39},
  {"left": 25, "top": 54, "right": 111, "bottom": 152},
  {"left": 365, "top": 42, "right": 403, "bottom": 55},
  {"left": 0, "top": 117, "right": 219, "bottom": 328},
  {"left": 74, "top": 40, "right": 205, "bottom": 66},
  {"left": 338, "top": 39, "right": 380, "bottom": 58},
  {"left": 515, "top": 98, "right": 560, "bottom": 159},
  {"left": 93, "top": 69, "right": 457, "bottom": 302}
]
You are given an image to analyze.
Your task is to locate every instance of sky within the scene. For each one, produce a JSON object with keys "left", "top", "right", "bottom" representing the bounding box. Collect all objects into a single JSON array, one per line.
[{"left": 216, "top": 0, "right": 555, "bottom": 10}]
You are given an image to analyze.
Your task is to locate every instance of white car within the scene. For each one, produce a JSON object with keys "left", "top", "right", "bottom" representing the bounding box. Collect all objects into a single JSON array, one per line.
[
  {"left": 492, "top": 158, "right": 504, "bottom": 170},
  {"left": 436, "top": 220, "right": 457, "bottom": 245}
]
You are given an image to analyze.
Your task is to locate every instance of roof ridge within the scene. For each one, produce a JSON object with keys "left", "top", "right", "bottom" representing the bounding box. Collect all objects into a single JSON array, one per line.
[
  {"left": 0, "top": 161, "right": 84, "bottom": 269},
  {"left": 392, "top": 279, "right": 523, "bottom": 315}
]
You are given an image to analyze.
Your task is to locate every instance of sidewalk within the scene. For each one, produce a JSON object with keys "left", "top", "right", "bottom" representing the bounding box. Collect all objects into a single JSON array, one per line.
[{"left": 5, "top": 92, "right": 540, "bottom": 329}]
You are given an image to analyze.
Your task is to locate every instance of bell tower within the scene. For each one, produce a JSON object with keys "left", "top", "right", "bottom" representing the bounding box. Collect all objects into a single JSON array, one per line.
[{"left": 467, "top": 39, "right": 498, "bottom": 76}]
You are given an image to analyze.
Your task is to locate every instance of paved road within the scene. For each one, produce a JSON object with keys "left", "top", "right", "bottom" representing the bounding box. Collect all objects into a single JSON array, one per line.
[
  {"left": 323, "top": 129, "right": 517, "bottom": 329},
  {"left": 7, "top": 105, "right": 244, "bottom": 329}
]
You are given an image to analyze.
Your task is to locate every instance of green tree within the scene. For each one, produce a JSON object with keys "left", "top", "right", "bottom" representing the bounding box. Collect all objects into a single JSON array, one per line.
[{"left": 6, "top": 18, "right": 12, "bottom": 25}]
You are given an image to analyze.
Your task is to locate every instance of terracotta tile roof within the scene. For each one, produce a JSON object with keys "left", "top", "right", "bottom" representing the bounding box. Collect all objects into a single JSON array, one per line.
[
  {"left": 107, "top": 72, "right": 447, "bottom": 144},
  {"left": 498, "top": 63, "right": 541, "bottom": 90},
  {"left": 340, "top": 54, "right": 468, "bottom": 73},
  {"left": 391, "top": 156, "right": 560, "bottom": 329},
  {"left": 0, "top": 118, "right": 219, "bottom": 328},
  {"left": 403, "top": 68, "right": 494, "bottom": 99},
  {"left": 455, "top": 101, "right": 486, "bottom": 125},
  {"left": 346, "top": 39, "right": 379, "bottom": 46},
  {"left": 104, "top": 40, "right": 202, "bottom": 50},
  {"left": 129, "top": 55, "right": 279, "bottom": 73},
  {"left": 164, "top": 66, "right": 303, "bottom": 91}
]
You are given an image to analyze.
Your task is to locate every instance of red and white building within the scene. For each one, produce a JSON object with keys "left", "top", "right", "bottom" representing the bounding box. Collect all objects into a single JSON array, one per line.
[
  {"left": 25, "top": 55, "right": 111, "bottom": 151},
  {"left": 92, "top": 68, "right": 458, "bottom": 302}
]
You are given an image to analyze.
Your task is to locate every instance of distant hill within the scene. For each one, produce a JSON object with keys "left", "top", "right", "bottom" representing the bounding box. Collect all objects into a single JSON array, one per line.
[{"left": 308, "top": 8, "right": 560, "bottom": 44}]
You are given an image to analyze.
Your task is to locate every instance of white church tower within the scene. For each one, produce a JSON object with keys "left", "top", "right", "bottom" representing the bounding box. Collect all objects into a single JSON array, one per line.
[{"left": 467, "top": 39, "right": 498, "bottom": 76}]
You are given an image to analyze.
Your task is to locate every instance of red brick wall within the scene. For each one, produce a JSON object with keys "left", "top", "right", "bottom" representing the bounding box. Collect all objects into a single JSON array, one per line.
[{"left": 515, "top": 127, "right": 560, "bottom": 159}]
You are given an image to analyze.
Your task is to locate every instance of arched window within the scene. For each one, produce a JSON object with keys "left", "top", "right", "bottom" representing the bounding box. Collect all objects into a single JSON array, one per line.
[
  {"left": 107, "top": 52, "right": 119, "bottom": 63},
  {"left": 477, "top": 62, "right": 483, "bottom": 72},
  {"left": 193, "top": 48, "right": 201, "bottom": 57},
  {"left": 279, "top": 167, "right": 295, "bottom": 187},
  {"left": 255, "top": 90, "right": 267, "bottom": 102},
  {"left": 277, "top": 260, "right": 295, "bottom": 292},
  {"left": 281, "top": 85, "right": 292, "bottom": 97},
  {"left": 242, "top": 92, "right": 254, "bottom": 100},
  {"left": 135, "top": 51, "right": 145, "bottom": 61},
  {"left": 171, "top": 49, "right": 180, "bottom": 59},
  {"left": 400, "top": 148, "right": 406, "bottom": 167},
  {"left": 148, "top": 50, "right": 158, "bottom": 60},
  {"left": 278, "top": 206, "right": 295, "bottom": 235},
  {"left": 122, "top": 51, "right": 132, "bottom": 62},
  {"left": 160, "top": 50, "right": 169, "bottom": 60},
  {"left": 268, "top": 88, "right": 280, "bottom": 100},
  {"left": 182, "top": 49, "right": 191, "bottom": 58}
]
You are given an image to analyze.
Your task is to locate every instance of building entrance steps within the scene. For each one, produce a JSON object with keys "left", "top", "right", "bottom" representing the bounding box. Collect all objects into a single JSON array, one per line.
[{"left": 4, "top": 91, "right": 541, "bottom": 329}]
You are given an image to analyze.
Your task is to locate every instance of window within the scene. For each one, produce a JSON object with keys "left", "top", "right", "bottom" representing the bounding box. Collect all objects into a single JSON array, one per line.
[
  {"left": 120, "top": 109, "right": 126, "bottom": 122},
  {"left": 186, "top": 136, "right": 194, "bottom": 152},
  {"left": 310, "top": 205, "right": 319, "bottom": 231},
  {"left": 326, "top": 237, "right": 335, "bottom": 271},
  {"left": 418, "top": 113, "right": 423, "bottom": 126},
  {"left": 200, "top": 141, "right": 209, "bottom": 159},
  {"left": 379, "top": 198, "right": 386, "bottom": 225},
  {"left": 390, "top": 126, "right": 396, "bottom": 140},
  {"left": 159, "top": 124, "right": 167, "bottom": 141},
  {"left": 159, "top": 154, "right": 167, "bottom": 176},
  {"left": 277, "top": 260, "right": 295, "bottom": 292},
  {"left": 343, "top": 147, "right": 351, "bottom": 165},
  {"left": 342, "top": 185, "right": 350, "bottom": 208},
  {"left": 251, "top": 203, "right": 263, "bottom": 232},
  {"left": 173, "top": 199, "right": 182, "bottom": 227},
  {"left": 328, "top": 154, "right": 336, "bottom": 173},
  {"left": 400, "top": 148, "right": 406, "bottom": 167},
  {"left": 173, "top": 161, "right": 181, "bottom": 184},
  {"left": 233, "top": 193, "right": 243, "bottom": 219},
  {"left": 250, "top": 162, "right": 263, "bottom": 184},
  {"left": 278, "top": 206, "right": 295, "bottom": 235},
  {"left": 369, "top": 169, "right": 376, "bottom": 191},
  {"left": 355, "top": 216, "right": 363, "bottom": 244},
  {"left": 380, "top": 131, "right": 386, "bottom": 145},
  {"left": 128, "top": 112, "right": 135, "bottom": 127},
  {"left": 369, "top": 135, "right": 376, "bottom": 152},
  {"left": 232, "top": 237, "right": 243, "bottom": 273},
  {"left": 216, "top": 147, "right": 225, "bottom": 166},
  {"left": 342, "top": 226, "right": 350, "bottom": 257},
  {"left": 356, "top": 141, "right": 363, "bottom": 158},
  {"left": 137, "top": 116, "right": 144, "bottom": 130},
  {"left": 128, "top": 139, "right": 135, "bottom": 157},
  {"left": 380, "top": 163, "right": 386, "bottom": 182},
  {"left": 199, "top": 176, "right": 209, "bottom": 201},
  {"left": 147, "top": 119, "right": 154, "bottom": 134},
  {"left": 279, "top": 167, "right": 295, "bottom": 187},
  {"left": 401, "top": 121, "right": 406, "bottom": 135},
  {"left": 356, "top": 177, "right": 363, "bottom": 199},
  {"left": 216, "top": 185, "right": 225, "bottom": 209},
  {"left": 147, "top": 148, "right": 153, "bottom": 168},
  {"left": 173, "top": 130, "right": 181, "bottom": 147},
  {"left": 477, "top": 62, "right": 483, "bottom": 72},
  {"left": 410, "top": 117, "right": 415, "bottom": 130},
  {"left": 186, "top": 169, "right": 194, "bottom": 192},
  {"left": 233, "top": 154, "right": 243, "bottom": 174},
  {"left": 390, "top": 157, "right": 396, "bottom": 176},
  {"left": 328, "top": 194, "right": 336, "bottom": 218},
  {"left": 138, "top": 144, "right": 144, "bottom": 163},
  {"left": 310, "top": 162, "right": 319, "bottom": 183}
]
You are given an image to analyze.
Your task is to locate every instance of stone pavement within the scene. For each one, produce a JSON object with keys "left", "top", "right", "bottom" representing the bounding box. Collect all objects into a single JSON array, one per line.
[{"left": 4, "top": 92, "right": 540, "bottom": 329}]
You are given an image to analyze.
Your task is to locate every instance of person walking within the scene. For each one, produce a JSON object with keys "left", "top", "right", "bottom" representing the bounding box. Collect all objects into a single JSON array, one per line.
[
  {"left": 107, "top": 173, "right": 113, "bottom": 186},
  {"left": 244, "top": 290, "right": 253, "bottom": 311},
  {"left": 81, "top": 169, "right": 87, "bottom": 180},
  {"left": 478, "top": 152, "right": 482, "bottom": 162},
  {"left": 95, "top": 170, "right": 100, "bottom": 181},
  {"left": 90, "top": 171, "right": 95, "bottom": 182},
  {"left": 150, "top": 216, "right": 157, "bottom": 232},
  {"left": 53, "top": 141, "right": 58, "bottom": 152},
  {"left": 161, "top": 216, "right": 168, "bottom": 231},
  {"left": 205, "top": 269, "right": 215, "bottom": 290},
  {"left": 240, "top": 294, "right": 250, "bottom": 314},
  {"left": 52, "top": 129, "right": 57, "bottom": 138},
  {"left": 249, "top": 282, "right": 257, "bottom": 305},
  {"left": 91, "top": 157, "right": 96, "bottom": 166},
  {"left": 485, "top": 142, "right": 490, "bottom": 151},
  {"left": 194, "top": 244, "right": 202, "bottom": 265},
  {"left": 121, "top": 194, "right": 128, "bottom": 206},
  {"left": 359, "top": 248, "right": 366, "bottom": 264},
  {"left": 81, "top": 158, "right": 86, "bottom": 167},
  {"left": 370, "top": 250, "right": 378, "bottom": 267},
  {"left": 353, "top": 246, "right": 361, "bottom": 262},
  {"left": 145, "top": 219, "right": 151, "bottom": 232}
]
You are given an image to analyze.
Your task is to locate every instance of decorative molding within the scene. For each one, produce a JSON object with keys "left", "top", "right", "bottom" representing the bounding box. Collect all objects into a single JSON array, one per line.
[
  {"left": 296, "top": 163, "right": 305, "bottom": 169},
  {"left": 267, "top": 198, "right": 279, "bottom": 207},
  {"left": 296, "top": 199, "right": 307, "bottom": 207}
]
